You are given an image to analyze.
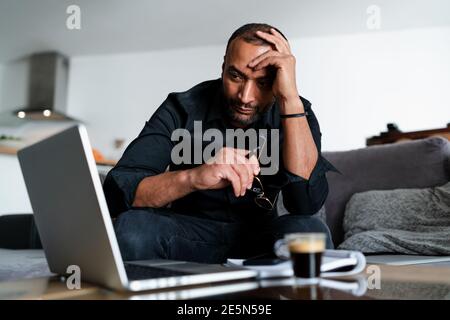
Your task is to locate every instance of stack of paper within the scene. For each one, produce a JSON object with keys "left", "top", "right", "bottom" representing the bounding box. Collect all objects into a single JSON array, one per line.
[{"left": 225, "top": 249, "right": 366, "bottom": 279}]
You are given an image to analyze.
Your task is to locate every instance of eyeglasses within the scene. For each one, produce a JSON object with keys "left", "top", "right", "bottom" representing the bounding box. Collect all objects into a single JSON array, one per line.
[
  {"left": 250, "top": 175, "right": 278, "bottom": 211},
  {"left": 246, "top": 134, "right": 277, "bottom": 211}
]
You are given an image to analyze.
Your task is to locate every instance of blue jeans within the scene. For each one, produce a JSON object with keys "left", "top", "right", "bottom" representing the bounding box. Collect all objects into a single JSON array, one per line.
[{"left": 114, "top": 208, "right": 334, "bottom": 263}]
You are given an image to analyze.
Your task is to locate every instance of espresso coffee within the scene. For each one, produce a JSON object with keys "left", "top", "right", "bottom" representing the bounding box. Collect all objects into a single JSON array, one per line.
[{"left": 288, "top": 238, "right": 325, "bottom": 279}]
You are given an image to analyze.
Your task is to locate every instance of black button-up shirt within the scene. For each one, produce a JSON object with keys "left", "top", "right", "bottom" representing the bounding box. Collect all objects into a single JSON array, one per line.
[{"left": 103, "top": 79, "right": 337, "bottom": 222}]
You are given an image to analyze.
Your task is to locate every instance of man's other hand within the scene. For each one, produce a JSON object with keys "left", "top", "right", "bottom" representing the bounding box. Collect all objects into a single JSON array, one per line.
[{"left": 189, "top": 147, "right": 260, "bottom": 197}]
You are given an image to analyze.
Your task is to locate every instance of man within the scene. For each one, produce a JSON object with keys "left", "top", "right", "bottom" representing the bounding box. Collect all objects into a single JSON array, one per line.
[{"left": 103, "top": 23, "right": 337, "bottom": 263}]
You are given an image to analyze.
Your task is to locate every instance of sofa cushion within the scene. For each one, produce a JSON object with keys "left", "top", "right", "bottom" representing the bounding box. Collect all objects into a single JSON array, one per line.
[
  {"left": 338, "top": 181, "right": 450, "bottom": 254},
  {"left": 323, "top": 137, "right": 450, "bottom": 246}
]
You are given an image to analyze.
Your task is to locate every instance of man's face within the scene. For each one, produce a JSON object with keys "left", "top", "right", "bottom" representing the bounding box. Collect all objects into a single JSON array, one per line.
[{"left": 222, "top": 38, "right": 276, "bottom": 128}]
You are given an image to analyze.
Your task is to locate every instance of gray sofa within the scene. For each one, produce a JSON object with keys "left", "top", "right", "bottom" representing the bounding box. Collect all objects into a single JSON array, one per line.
[
  {"left": 323, "top": 136, "right": 450, "bottom": 247},
  {"left": 1, "top": 136, "right": 449, "bottom": 282}
]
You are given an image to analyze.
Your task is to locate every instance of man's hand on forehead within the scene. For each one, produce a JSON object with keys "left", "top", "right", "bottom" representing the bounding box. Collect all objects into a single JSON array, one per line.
[
  {"left": 248, "top": 28, "right": 292, "bottom": 69},
  {"left": 257, "top": 28, "right": 291, "bottom": 54},
  {"left": 247, "top": 28, "right": 299, "bottom": 103}
]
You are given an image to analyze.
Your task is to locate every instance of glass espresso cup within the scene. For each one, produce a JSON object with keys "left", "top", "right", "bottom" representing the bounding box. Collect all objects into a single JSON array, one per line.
[{"left": 275, "top": 233, "right": 326, "bottom": 282}]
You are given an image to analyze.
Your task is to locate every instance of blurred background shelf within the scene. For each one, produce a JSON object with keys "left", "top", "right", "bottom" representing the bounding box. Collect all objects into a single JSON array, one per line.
[{"left": 367, "top": 123, "right": 450, "bottom": 146}]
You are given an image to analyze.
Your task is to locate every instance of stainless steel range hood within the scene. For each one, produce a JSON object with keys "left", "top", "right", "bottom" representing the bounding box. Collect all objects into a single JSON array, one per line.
[{"left": 13, "top": 51, "right": 75, "bottom": 121}]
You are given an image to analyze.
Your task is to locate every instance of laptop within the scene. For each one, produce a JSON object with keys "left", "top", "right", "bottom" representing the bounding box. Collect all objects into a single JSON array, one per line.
[{"left": 17, "top": 124, "right": 257, "bottom": 292}]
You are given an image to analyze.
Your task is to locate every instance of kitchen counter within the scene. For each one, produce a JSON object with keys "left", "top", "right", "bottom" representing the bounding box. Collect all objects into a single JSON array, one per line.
[
  {"left": 0, "top": 148, "right": 115, "bottom": 215},
  {"left": 0, "top": 145, "right": 117, "bottom": 166},
  {"left": 0, "top": 145, "right": 17, "bottom": 156}
]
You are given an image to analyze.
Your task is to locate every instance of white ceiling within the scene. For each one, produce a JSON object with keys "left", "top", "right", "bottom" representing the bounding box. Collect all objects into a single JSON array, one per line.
[{"left": 0, "top": 0, "right": 449, "bottom": 63}]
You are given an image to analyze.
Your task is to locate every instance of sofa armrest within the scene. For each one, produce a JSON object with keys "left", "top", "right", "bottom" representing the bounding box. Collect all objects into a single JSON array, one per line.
[{"left": 0, "top": 214, "right": 42, "bottom": 249}]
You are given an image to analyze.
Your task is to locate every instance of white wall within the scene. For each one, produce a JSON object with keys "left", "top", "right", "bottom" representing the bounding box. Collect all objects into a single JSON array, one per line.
[
  {"left": 66, "top": 26, "right": 450, "bottom": 155},
  {"left": 0, "top": 58, "right": 30, "bottom": 112},
  {"left": 0, "top": 64, "right": 3, "bottom": 102},
  {"left": 66, "top": 45, "right": 224, "bottom": 159},
  {"left": 0, "top": 154, "right": 32, "bottom": 214},
  {"left": 0, "top": 65, "right": 32, "bottom": 215},
  {"left": 295, "top": 26, "right": 450, "bottom": 150}
]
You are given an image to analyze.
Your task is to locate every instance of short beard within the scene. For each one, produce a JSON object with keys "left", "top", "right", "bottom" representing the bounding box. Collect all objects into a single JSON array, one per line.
[
  {"left": 224, "top": 98, "right": 273, "bottom": 128},
  {"left": 225, "top": 106, "right": 261, "bottom": 127}
]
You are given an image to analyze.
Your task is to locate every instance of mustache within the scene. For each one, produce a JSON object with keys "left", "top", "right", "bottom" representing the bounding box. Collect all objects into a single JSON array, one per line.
[{"left": 227, "top": 99, "right": 258, "bottom": 110}]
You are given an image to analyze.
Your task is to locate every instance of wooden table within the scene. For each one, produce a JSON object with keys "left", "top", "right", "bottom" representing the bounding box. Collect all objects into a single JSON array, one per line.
[{"left": 1, "top": 264, "right": 450, "bottom": 300}]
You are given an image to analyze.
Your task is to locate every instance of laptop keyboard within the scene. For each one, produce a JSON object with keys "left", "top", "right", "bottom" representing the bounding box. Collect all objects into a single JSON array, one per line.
[{"left": 124, "top": 263, "right": 192, "bottom": 281}]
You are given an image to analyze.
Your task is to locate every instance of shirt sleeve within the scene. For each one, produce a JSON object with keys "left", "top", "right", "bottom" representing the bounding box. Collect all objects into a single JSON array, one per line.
[
  {"left": 103, "top": 95, "right": 181, "bottom": 218},
  {"left": 279, "top": 97, "right": 339, "bottom": 216}
]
